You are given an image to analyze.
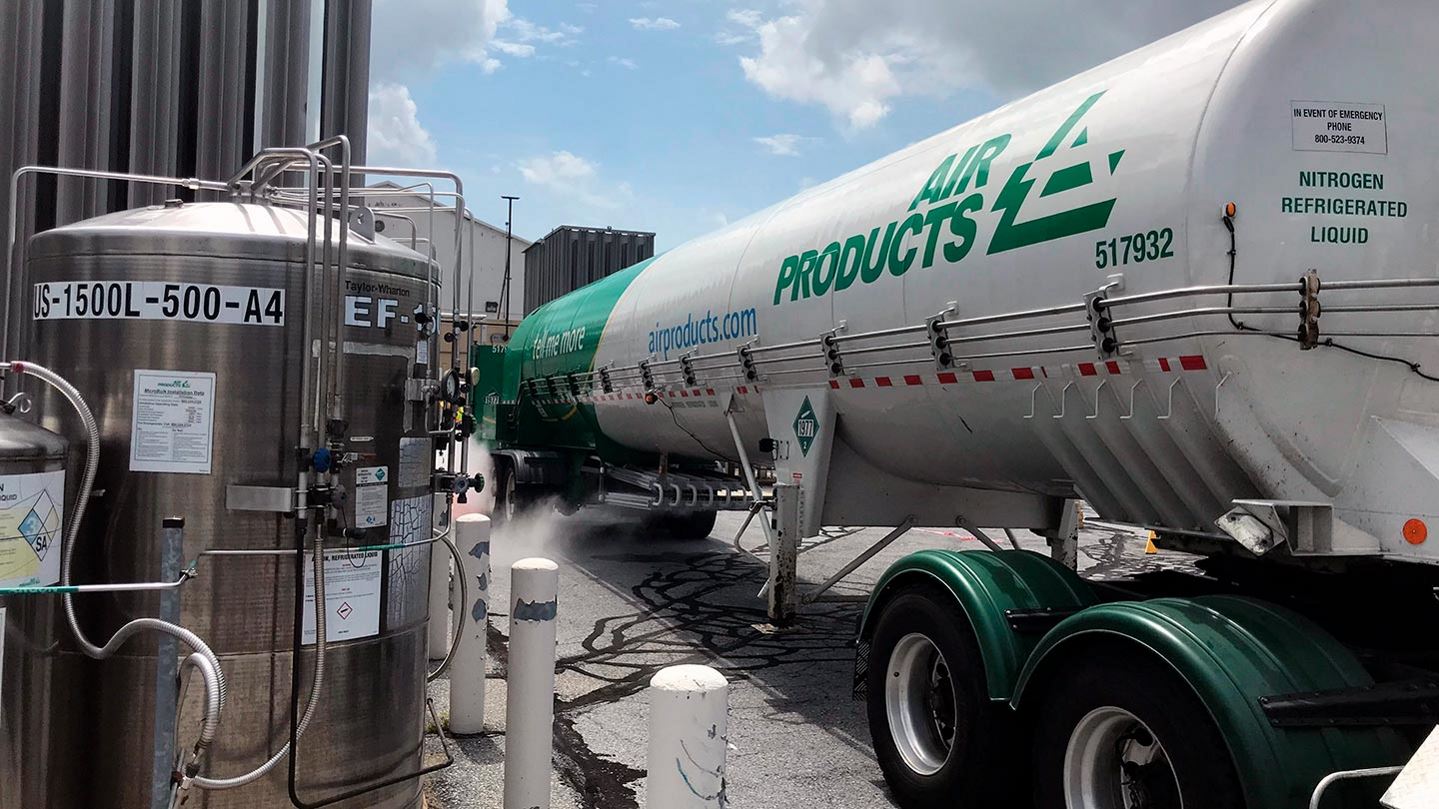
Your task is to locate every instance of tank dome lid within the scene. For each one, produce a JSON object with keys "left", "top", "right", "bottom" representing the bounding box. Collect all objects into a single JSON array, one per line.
[
  {"left": 28, "top": 201, "right": 431, "bottom": 278},
  {"left": 0, "top": 412, "right": 68, "bottom": 461}
]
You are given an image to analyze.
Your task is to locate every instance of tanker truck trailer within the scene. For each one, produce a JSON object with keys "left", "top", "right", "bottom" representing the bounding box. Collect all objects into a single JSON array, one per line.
[{"left": 472, "top": 0, "right": 1439, "bottom": 805}]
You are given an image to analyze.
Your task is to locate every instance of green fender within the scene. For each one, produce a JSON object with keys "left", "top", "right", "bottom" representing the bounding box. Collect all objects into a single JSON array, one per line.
[
  {"left": 1010, "top": 596, "right": 1411, "bottom": 808},
  {"left": 858, "top": 549, "right": 1097, "bottom": 701}
]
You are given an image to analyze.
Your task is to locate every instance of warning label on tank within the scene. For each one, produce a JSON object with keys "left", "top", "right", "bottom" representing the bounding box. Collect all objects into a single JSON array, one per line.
[
  {"left": 33, "top": 281, "right": 285, "bottom": 325},
  {"left": 302, "top": 550, "right": 382, "bottom": 644},
  {"left": 1292, "top": 101, "right": 1387, "bottom": 154},
  {"left": 354, "top": 466, "right": 389, "bottom": 529},
  {"left": 129, "top": 370, "right": 216, "bottom": 474},
  {"left": 0, "top": 469, "right": 65, "bottom": 588}
]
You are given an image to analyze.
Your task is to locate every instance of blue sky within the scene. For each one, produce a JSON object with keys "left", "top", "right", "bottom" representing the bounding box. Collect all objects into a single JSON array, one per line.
[{"left": 368, "top": 0, "right": 1242, "bottom": 249}]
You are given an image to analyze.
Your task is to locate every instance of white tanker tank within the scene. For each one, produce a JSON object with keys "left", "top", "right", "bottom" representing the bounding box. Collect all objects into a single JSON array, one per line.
[
  {"left": 502, "top": 0, "right": 1439, "bottom": 569},
  {"left": 490, "top": 3, "right": 1439, "bottom": 805}
]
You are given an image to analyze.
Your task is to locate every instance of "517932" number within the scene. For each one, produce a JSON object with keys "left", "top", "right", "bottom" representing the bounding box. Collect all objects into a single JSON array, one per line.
[{"left": 1095, "top": 228, "right": 1174, "bottom": 269}]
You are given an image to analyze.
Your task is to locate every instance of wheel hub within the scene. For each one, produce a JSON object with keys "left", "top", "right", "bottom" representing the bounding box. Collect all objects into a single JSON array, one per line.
[
  {"left": 885, "top": 633, "right": 959, "bottom": 776},
  {"left": 1064, "top": 706, "right": 1182, "bottom": 809}
]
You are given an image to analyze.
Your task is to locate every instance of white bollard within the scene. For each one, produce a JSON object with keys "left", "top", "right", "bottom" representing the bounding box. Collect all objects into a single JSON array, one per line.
[
  {"left": 450, "top": 513, "right": 491, "bottom": 734},
  {"left": 647, "top": 665, "right": 729, "bottom": 808},
  {"left": 427, "top": 497, "right": 452, "bottom": 659},
  {"left": 503, "top": 557, "right": 560, "bottom": 809}
]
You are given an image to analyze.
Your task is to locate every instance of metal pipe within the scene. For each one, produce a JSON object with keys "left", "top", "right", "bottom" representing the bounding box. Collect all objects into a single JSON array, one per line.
[
  {"left": 5, "top": 166, "right": 228, "bottom": 361},
  {"left": 426, "top": 529, "right": 470, "bottom": 681},
  {"left": 831, "top": 323, "right": 928, "bottom": 342},
  {"left": 1107, "top": 305, "right": 1293, "bottom": 329},
  {"left": 945, "top": 321, "right": 1092, "bottom": 344},
  {"left": 936, "top": 301, "right": 1088, "bottom": 330},
  {"left": 840, "top": 340, "right": 931, "bottom": 358},
  {"left": 1098, "top": 281, "right": 1301, "bottom": 309},
  {"left": 1308, "top": 765, "right": 1401, "bottom": 809},
  {"left": 191, "top": 534, "right": 328, "bottom": 790},
  {"left": 948, "top": 344, "right": 1096, "bottom": 362},
  {"left": 802, "top": 518, "right": 915, "bottom": 604},
  {"left": 748, "top": 337, "right": 821, "bottom": 355}
]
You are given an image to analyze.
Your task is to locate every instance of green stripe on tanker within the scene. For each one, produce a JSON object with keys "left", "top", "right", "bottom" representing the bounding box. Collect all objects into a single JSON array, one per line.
[{"left": 500, "top": 258, "right": 654, "bottom": 451}]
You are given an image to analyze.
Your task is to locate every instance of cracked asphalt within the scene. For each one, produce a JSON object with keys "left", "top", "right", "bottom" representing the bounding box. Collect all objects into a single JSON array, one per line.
[{"left": 420, "top": 507, "right": 1199, "bottom": 808}]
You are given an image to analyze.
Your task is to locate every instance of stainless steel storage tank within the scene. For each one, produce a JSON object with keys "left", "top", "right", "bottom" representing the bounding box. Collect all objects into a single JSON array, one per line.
[{"left": 6, "top": 201, "right": 439, "bottom": 808}]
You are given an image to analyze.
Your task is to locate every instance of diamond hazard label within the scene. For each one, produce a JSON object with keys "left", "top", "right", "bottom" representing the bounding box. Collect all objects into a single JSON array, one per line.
[
  {"left": 337, "top": 601, "right": 353, "bottom": 620},
  {"left": 792, "top": 396, "right": 818, "bottom": 456}
]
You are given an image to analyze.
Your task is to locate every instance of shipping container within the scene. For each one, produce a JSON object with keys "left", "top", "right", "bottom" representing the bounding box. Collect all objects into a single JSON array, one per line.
[{"left": 522, "top": 225, "right": 654, "bottom": 314}]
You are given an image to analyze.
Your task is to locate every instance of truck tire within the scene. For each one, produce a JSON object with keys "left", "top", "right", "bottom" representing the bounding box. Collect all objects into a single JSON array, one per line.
[
  {"left": 865, "top": 586, "right": 1009, "bottom": 808},
  {"left": 1030, "top": 649, "right": 1245, "bottom": 809},
  {"left": 492, "top": 462, "right": 532, "bottom": 527}
]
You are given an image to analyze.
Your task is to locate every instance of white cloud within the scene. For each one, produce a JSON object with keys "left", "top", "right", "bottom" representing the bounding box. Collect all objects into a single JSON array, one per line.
[
  {"left": 519, "top": 151, "right": 597, "bottom": 186},
  {"left": 370, "top": 1, "right": 580, "bottom": 79},
  {"left": 517, "top": 150, "right": 630, "bottom": 212},
  {"left": 731, "top": 0, "right": 1244, "bottom": 129},
  {"left": 630, "top": 17, "right": 681, "bottom": 31},
  {"left": 608, "top": 56, "right": 638, "bottom": 70},
  {"left": 367, "top": 83, "right": 439, "bottom": 166},
  {"left": 507, "top": 18, "right": 582, "bottom": 45},
  {"left": 371, "top": 0, "right": 511, "bottom": 78},
  {"left": 727, "top": 9, "right": 763, "bottom": 29},
  {"left": 753, "top": 133, "right": 815, "bottom": 157},
  {"left": 490, "top": 40, "right": 536, "bottom": 57}
]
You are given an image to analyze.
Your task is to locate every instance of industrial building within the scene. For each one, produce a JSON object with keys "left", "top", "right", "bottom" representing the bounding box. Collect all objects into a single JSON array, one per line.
[
  {"left": 523, "top": 225, "right": 655, "bottom": 314},
  {"left": 366, "top": 181, "right": 529, "bottom": 367}
]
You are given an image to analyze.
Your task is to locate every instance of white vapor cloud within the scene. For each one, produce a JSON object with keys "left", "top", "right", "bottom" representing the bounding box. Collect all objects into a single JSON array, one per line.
[
  {"left": 630, "top": 17, "right": 681, "bottom": 31},
  {"left": 367, "top": 83, "right": 439, "bottom": 166},
  {"left": 731, "top": 0, "right": 1245, "bottom": 129},
  {"left": 608, "top": 56, "right": 639, "bottom": 70}
]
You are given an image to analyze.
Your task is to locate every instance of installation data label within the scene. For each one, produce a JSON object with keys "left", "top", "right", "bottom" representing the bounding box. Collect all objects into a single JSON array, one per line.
[
  {"left": 33, "top": 281, "right": 285, "bottom": 326},
  {"left": 130, "top": 370, "right": 217, "bottom": 474},
  {"left": 302, "top": 550, "right": 382, "bottom": 644},
  {"left": 1292, "top": 101, "right": 1387, "bottom": 154},
  {"left": 0, "top": 470, "right": 65, "bottom": 588}
]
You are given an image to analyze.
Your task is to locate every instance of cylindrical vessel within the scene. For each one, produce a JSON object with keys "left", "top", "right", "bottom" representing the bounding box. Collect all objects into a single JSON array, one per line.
[
  {"left": 505, "top": 0, "right": 1439, "bottom": 562},
  {"left": 7, "top": 201, "right": 439, "bottom": 807},
  {"left": 449, "top": 513, "right": 490, "bottom": 734},
  {"left": 647, "top": 665, "right": 729, "bottom": 809},
  {"left": 504, "top": 556, "right": 559, "bottom": 809},
  {"left": 0, "top": 413, "right": 68, "bottom": 809}
]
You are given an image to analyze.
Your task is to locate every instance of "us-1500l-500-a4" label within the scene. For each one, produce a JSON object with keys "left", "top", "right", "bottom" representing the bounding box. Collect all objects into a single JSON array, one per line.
[{"left": 33, "top": 281, "right": 286, "bottom": 326}]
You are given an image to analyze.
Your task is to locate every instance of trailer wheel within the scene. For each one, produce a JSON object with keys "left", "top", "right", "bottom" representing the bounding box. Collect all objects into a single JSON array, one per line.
[
  {"left": 1031, "top": 650, "right": 1245, "bottom": 809},
  {"left": 866, "top": 586, "right": 1006, "bottom": 807},
  {"left": 492, "top": 461, "right": 532, "bottom": 527}
]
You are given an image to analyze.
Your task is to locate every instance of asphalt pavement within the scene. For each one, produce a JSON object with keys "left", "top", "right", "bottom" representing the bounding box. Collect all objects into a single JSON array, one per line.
[{"left": 421, "top": 506, "right": 1200, "bottom": 808}]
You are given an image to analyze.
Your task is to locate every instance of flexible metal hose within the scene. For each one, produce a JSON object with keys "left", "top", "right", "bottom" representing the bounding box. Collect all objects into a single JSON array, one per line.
[
  {"left": 426, "top": 526, "right": 468, "bottom": 682},
  {"left": 5, "top": 362, "right": 230, "bottom": 780},
  {"left": 192, "top": 535, "right": 328, "bottom": 790}
]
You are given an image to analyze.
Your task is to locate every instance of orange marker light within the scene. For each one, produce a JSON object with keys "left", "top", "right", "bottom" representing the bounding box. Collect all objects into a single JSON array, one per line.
[
  {"left": 1403, "top": 518, "right": 1428, "bottom": 545},
  {"left": 1224, "top": 201, "right": 1238, "bottom": 218}
]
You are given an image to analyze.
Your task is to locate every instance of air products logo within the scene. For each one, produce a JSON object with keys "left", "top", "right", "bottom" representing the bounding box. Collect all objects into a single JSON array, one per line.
[
  {"left": 792, "top": 396, "right": 818, "bottom": 456},
  {"left": 772, "top": 91, "right": 1125, "bottom": 306}
]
